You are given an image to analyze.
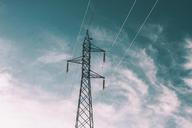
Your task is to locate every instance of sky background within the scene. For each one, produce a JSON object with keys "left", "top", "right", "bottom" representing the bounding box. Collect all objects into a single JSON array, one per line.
[{"left": 0, "top": 0, "right": 192, "bottom": 128}]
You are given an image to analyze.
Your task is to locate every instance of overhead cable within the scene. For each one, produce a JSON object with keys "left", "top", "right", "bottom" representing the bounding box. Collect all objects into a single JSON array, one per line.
[{"left": 115, "top": 0, "right": 159, "bottom": 68}]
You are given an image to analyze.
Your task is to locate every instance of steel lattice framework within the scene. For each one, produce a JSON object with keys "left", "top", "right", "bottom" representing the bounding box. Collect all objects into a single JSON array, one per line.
[{"left": 67, "top": 30, "right": 105, "bottom": 128}]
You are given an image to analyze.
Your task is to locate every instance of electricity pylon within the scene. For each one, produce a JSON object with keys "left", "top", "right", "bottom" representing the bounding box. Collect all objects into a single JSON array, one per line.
[{"left": 67, "top": 30, "right": 105, "bottom": 128}]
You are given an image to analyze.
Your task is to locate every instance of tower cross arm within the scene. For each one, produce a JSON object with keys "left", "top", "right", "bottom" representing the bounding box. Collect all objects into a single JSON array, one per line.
[
  {"left": 91, "top": 44, "right": 105, "bottom": 52},
  {"left": 67, "top": 56, "right": 83, "bottom": 64},
  {"left": 90, "top": 44, "right": 106, "bottom": 62},
  {"left": 66, "top": 56, "right": 82, "bottom": 72},
  {"left": 90, "top": 70, "right": 104, "bottom": 79},
  {"left": 90, "top": 70, "right": 105, "bottom": 90}
]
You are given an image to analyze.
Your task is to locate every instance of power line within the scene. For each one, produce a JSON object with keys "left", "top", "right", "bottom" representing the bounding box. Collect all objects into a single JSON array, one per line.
[
  {"left": 112, "top": 0, "right": 137, "bottom": 47},
  {"left": 85, "top": 1, "right": 96, "bottom": 30},
  {"left": 115, "top": 0, "right": 159, "bottom": 68},
  {"left": 72, "top": 0, "right": 91, "bottom": 56},
  {"left": 78, "top": 0, "right": 91, "bottom": 38}
]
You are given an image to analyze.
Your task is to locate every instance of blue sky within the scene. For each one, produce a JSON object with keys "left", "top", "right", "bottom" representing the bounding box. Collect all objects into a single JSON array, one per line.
[{"left": 0, "top": 0, "right": 192, "bottom": 128}]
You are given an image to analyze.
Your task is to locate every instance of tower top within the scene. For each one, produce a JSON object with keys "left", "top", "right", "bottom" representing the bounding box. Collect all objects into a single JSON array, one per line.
[{"left": 85, "top": 29, "right": 92, "bottom": 40}]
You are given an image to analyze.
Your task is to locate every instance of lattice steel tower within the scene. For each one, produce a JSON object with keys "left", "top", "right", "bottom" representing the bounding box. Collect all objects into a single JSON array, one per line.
[{"left": 67, "top": 30, "right": 105, "bottom": 128}]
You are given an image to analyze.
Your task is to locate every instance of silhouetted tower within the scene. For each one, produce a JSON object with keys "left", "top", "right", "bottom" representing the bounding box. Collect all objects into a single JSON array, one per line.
[{"left": 67, "top": 30, "right": 105, "bottom": 128}]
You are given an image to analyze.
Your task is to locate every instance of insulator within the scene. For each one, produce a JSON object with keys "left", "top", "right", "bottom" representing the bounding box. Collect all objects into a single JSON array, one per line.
[
  {"left": 103, "top": 79, "right": 105, "bottom": 90},
  {"left": 103, "top": 52, "right": 106, "bottom": 63},
  {"left": 66, "top": 62, "right": 69, "bottom": 73}
]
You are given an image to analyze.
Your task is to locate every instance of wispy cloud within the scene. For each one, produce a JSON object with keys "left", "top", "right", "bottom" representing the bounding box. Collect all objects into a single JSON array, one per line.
[
  {"left": 175, "top": 116, "right": 192, "bottom": 128},
  {"left": 37, "top": 32, "right": 72, "bottom": 64},
  {"left": 0, "top": 38, "right": 17, "bottom": 60},
  {"left": 183, "top": 38, "right": 192, "bottom": 88},
  {"left": 37, "top": 51, "right": 71, "bottom": 64},
  {"left": 0, "top": 70, "right": 76, "bottom": 128},
  {"left": 127, "top": 48, "right": 158, "bottom": 85},
  {"left": 90, "top": 26, "right": 115, "bottom": 43},
  {"left": 141, "top": 24, "right": 163, "bottom": 42},
  {"left": 184, "top": 38, "right": 192, "bottom": 69},
  {"left": 147, "top": 86, "right": 180, "bottom": 116},
  {"left": 183, "top": 78, "right": 192, "bottom": 88}
]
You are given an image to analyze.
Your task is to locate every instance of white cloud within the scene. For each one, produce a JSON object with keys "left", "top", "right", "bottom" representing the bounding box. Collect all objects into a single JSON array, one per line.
[
  {"left": 119, "top": 67, "right": 148, "bottom": 96},
  {"left": 141, "top": 24, "right": 163, "bottom": 42},
  {"left": 0, "top": 72, "right": 13, "bottom": 94},
  {"left": 184, "top": 38, "right": 192, "bottom": 69},
  {"left": 36, "top": 33, "right": 73, "bottom": 64},
  {"left": 0, "top": 38, "right": 17, "bottom": 61},
  {"left": 0, "top": 38, "right": 13, "bottom": 54},
  {"left": 94, "top": 103, "right": 118, "bottom": 128},
  {"left": 37, "top": 51, "right": 71, "bottom": 64},
  {"left": 183, "top": 78, "right": 192, "bottom": 88},
  {"left": 0, "top": 71, "right": 76, "bottom": 128},
  {"left": 127, "top": 48, "right": 158, "bottom": 85},
  {"left": 93, "top": 53, "right": 184, "bottom": 128},
  {"left": 89, "top": 26, "right": 130, "bottom": 47},
  {"left": 185, "top": 38, "right": 192, "bottom": 49},
  {"left": 91, "top": 48, "right": 183, "bottom": 127},
  {"left": 148, "top": 86, "right": 180, "bottom": 116},
  {"left": 90, "top": 26, "right": 115, "bottom": 43},
  {"left": 175, "top": 116, "right": 192, "bottom": 128},
  {"left": 41, "top": 32, "right": 71, "bottom": 51},
  {"left": 183, "top": 38, "right": 192, "bottom": 88},
  {"left": 98, "top": 63, "right": 149, "bottom": 116},
  {"left": 0, "top": 69, "right": 143, "bottom": 128},
  {"left": 184, "top": 57, "right": 192, "bottom": 70},
  {"left": 184, "top": 106, "right": 192, "bottom": 115},
  {"left": 0, "top": 57, "right": 153, "bottom": 128}
]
